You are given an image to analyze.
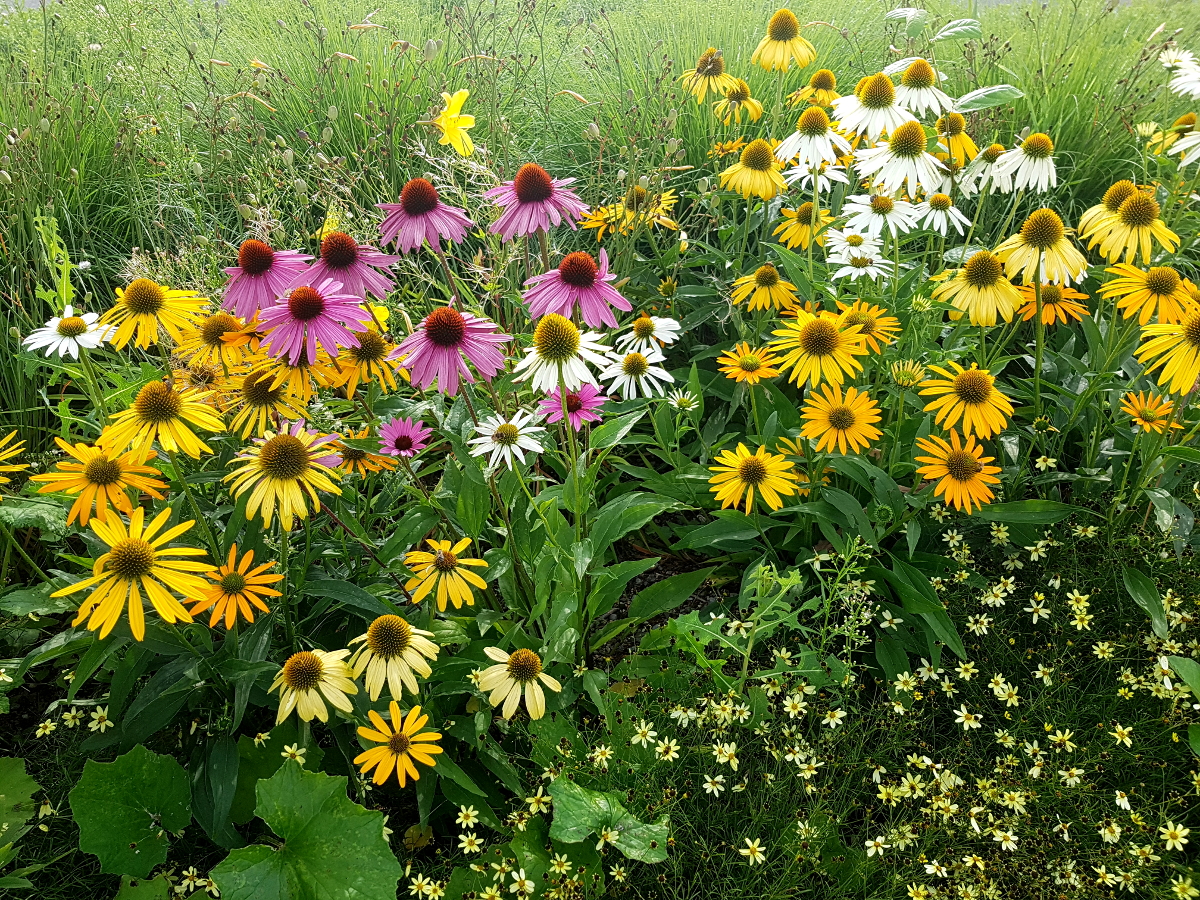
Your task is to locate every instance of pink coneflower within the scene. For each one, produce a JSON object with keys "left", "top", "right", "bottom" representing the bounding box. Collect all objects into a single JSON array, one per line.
[
  {"left": 377, "top": 178, "right": 474, "bottom": 255},
  {"left": 293, "top": 232, "right": 399, "bottom": 301},
  {"left": 378, "top": 417, "right": 433, "bottom": 458},
  {"left": 223, "top": 239, "right": 312, "bottom": 318},
  {"left": 539, "top": 383, "right": 606, "bottom": 431},
  {"left": 523, "top": 250, "right": 632, "bottom": 328},
  {"left": 484, "top": 163, "right": 589, "bottom": 242},
  {"left": 260, "top": 278, "right": 370, "bottom": 363},
  {"left": 389, "top": 305, "right": 509, "bottom": 396}
]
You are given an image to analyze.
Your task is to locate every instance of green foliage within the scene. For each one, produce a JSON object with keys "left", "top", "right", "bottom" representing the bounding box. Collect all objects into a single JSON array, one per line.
[
  {"left": 547, "top": 778, "right": 670, "bottom": 863},
  {"left": 0, "top": 757, "right": 40, "bottom": 845}
]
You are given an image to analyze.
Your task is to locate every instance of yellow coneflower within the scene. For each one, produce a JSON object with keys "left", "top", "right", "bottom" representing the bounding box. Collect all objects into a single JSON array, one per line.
[
  {"left": 800, "top": 384, "right": 882, "bottom": 455},
  {"left": 1099, "top": 265, "right": 1196, "bottom": 326},
  {"left": 478, "top": 647, "right": 562, "bottom": 720},
  {"left": 1078, "top": 180, "right": 1139, "bottom": 247},
  {"left": 732, "top": 263, "right": 799, "bottom": 311},
  {"left": 228, "top": 368, "right": 308, "bottom": 439},
  {"left": 31, "top": 438, "right": 167, "bottom": 526},
  {"left": 890, "top": 359, "right": 926, "bottom": 388},
  {"left": 769, "top": 310, "right": 868, "bottom": 388},
  {"left": 623, "top": 185, "right": 679, "bottom": 231},
  {"left": 191, "top": 543, "right": 283, "bottom": 629},
  {"left": 994, "top": 208, "right": 1088, "bottom": 286},
  {"left": 719, "top": 139, "right": 787, "bottom": 200},
  {"left": 914, "top": 430, "right": 1002, "bottom": 514},
  {"left": 174, "top": 311, "right": 258, "bottom": 370},
  {"left": 1017, "top": 283, "right": 1089, "bottom": 326},
  {"left": 259, "top": 348, "right": 342, "bottom": 403},
  {"left": 713, "top": 79, "right": 764, "bottom": 125},
  {"left": 333, "top": 427, "right": 398, "bottom": 476},
  {"left": 930, "top": 250, "right": 1023, "bottom": 327},
  {"left": 751, "top": 9, "right": 816, "bottom": 72},
  {"left": 709, "top": 137, "right": 747, "bottom": 159},
  {"left": 1148, "top": 113, "right": 1196, "bottom": 154},
  {"left": 171, "top": 360, "right": 235, "bottom": 408},
  {"left": 224, "top": 423, "right": 343, "bottom": 530},
  {"left": 717, "top": 343, "right": 781, "bottom": 385},
  {"left": 835, "top": 300, "right": 901, "bottom": 352},
  {"left": 0, "top": 431, "right": 27, "bottom": 495},
  {"left": 1134, "top": 309, "right": 1200, "bottom": 395},
  {"left": 101, "top": 381, "right": 225, "bottom": 459},
  {"left": 1120, "top": 391, "right": 1182, "bottom": 434},
  {"left": 270, "top": 648, "right": 357, "bottom": 724},
  {"left": 335, "top": 329, "right": 399, "bottom": 398},
  {"left": 708, "top": 443, "right": 799, "bottom": 513},
  {"left": 1093, "top": 193, "right": 1180, "bottom": 265},
  {"left": 349, "top": 614, "right": 439, "bottom": 700},
  {"left": 773, "top": 436, "right": 831, "bottom": 496},
  {"left": 773, "top": 203, "right": 835, "bottom": 250},
  {"left": 580, "top": 203, "right": 628, "bottom": 242},
  {"left": 919, "top": 362, "right": 1015, "bottom": 439},
  {"left": 102, "top": 278, "right": 208, "bottom": 350},
  {"left": 788, "top": 68, "right": 839, "bottom": 107},
  {"left": 49, "top": 507, "right": 210, "bottom": 640},
  {"left": 681, "top": 47, "right": 737, "bottom": 102},
  {"left": 934, "top": 112, "right": 978, "bottom": 164},
  {"left": 404, "top": 538, "right": 489, "bottom": 611},
  {"left": 355, "top": 702, "right": 443, "bottom": 785}
]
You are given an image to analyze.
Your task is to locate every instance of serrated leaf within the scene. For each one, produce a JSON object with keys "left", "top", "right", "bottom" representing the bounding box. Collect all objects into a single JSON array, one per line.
[
  {"left": 547, "top": 777, "right": 669, "bottom": 862},
  {"left": 932, "top": 18, "right": 982, "bottom": 41},
  {"left": 0, "top": 757, "right": 41, "bottom": 845},
  {"left": 68, "top": 746, "right": 191, "bottom": 877},
  {"left": 211, "top": 765, "right": 401, "bottom": 900},
  {"left": 954, "top": 84, "right": 1024, "bottom": 112}
]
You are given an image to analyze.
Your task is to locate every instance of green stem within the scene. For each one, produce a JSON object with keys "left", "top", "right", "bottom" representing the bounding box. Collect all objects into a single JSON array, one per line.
[
  {"left": 167, "top": 449, "right": 220, "bottom": 559},
  {"left": 1032, "top": 257, "right": 1045, "bottom": 417},
  {"left": 0, "top": 518, "right": 49, "bottom": 582},
  {"left": 79, "top": 351, "right": 109, "bottom": 423},
  {"left": 558, "top": 368, "right": 584, "bottom": 548},
  {"left": 279, "top": 527, "right": 296, "bottom": 653}
]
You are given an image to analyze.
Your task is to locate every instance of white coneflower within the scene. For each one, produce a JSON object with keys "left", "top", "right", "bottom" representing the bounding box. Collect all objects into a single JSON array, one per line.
[
  {"left": 1159, "top": 47, "right": 1196, "bottom": 69},
  {"left": 1167, "top": 59, "right": 1200, "bottom": 100},
  {"left": 964, "top": 142, "right": 1012, "bottom": 194},
  {"left": 831, "top": 72, "right": 915, "bottom": 141},
  {"left": 666, "top": 389, "right": 699, "bottom": 411},
  {"left": 22, "top": 306, "right": 114, "bottom": 358},
  {"left": 615, "top": 314, "right": 681, "bottom": 355},
  {"left": 783, "top": 163, "right": 850, "bottom": 194},
  {"left": 842, "top": 193, "right": 921, "bottom": 238},
  {"left": 916, "top": 193, "right": 971, "bottom": 235},
  {"left": 991, "top": 133, "right": 1057, "bottom": 193},
  {"left": 852, "top": 120, "right": 946, "bottom": 196},
  {"left": 831, "top": 252, "right": 894, "bottom": 283},
  {"left": 893, "top": 58, "right": 954, "bottom": 117},
  {"left": 512, "top": 313, "right": 609, "bottom": 392},
  {"left": 600, "top": 348, "right": 673, "bottom": 399},
  {"left": 934, "top": 157, "right": 977, "bottom": 198},
  {"left": 1170, "top": 131, "right": 1200, "bottom": 167},
  {"left": 824, "top": 228, "right": 883, "bottom": 263},
  {"left": 467, "top": 410, "right": 545, "bottom": 470},
  {"left": 775, "top": 106, "right": 851, "bottom": 167}
]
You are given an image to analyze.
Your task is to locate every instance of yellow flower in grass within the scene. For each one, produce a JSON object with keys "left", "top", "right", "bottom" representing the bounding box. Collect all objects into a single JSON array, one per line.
[
  {"left": 171, "top": 360, "right": 235, "bottom": 408},
  {"left": 718, "top": 343, "right": 781, "bottom": 385},
  {"left": 788, "top": 68, "right": 839, "bottom": 107},
  {"left": 732, "top": 263, "right": 798, "bottom": 312},
  {"left": 720, "top": 139, "right": 787, "bottom": 200},
  {"left": 1099, "top": 265, "right": 1196, "bottom": 326},
  {"left": 709, "top": 443, "right": 799, "bottom": 513},
  {"left": 1017, "top": 283, "right": 1089, "bottom": 326},
  {"left": 836, "top": 300, "right": 901, "bottom": 352},
  {"left": 355, "top": 702, "right": 443, "bottom": 786},
  {"left": 191, "top": 543, "right": 283, "bottom": 629},
  {"left": 1134, "top": 309, "right": 1200, "bottom": 395},
  {"left": 919, "top": 362, "right": 1014, "bottom": 439},
  {"left": 752, "top": 9, "right": 816, "bottom": 71},
  {"left": 479, "top": 647, "right": 562, "bottom": 720},
  {"left": 1092, "top": 192, "right": 1179, "bottom": 265},
  {"left": 580, "top": 204, "right": 627, "bottom": 242},
  {"left": 1148, "top": 112, "right": 1196, "bottom": 154},
  {"left": 934, "top": 112, "right": 978, "bottom": 164},
  {"left": 432, "top": 89, "right": 474, "bottom": 157},
  {"left": 332, "top": 427, "right": 398, "bottom": 476},
  {"left": 229, "top": 368, "right": 308, "bottom": 439},
  {"left": 769, "top": 310, "right": 868, "bottom": 388},
  {"left": 103, "top": 278, "right": 208, "bottom": 350},
  {"left": 224, "top": 424, "right": 343, "bottom": 530},
  {"left": 800, "top": 384, "right": 882, "bottom": 455},
  {"left": 774, "top": 436, "right": 832, "bottom": 496},
  {"left": 31, "top": 438, "right": 167, "bottom": 526},
  {"left": 1120, "top": 391, "right": 1182, "bottom": 434},
  {"left": 0, "top": 431, "right": 28, "bottom": 495},
  {"left": 336, "top": 330, "right": 399, "bottom": 398},
  {"left": 914, "top": 430, "right": 1002, "bottom": 514},
  {"left": 175, "top": 311, "right": 258, "bottom": 370},
  {"left": 709, "top": 137, "right": 747, "bottom": 159},
  {"left": 50, "top": 507, "right": 211, "bottom": 640},
  {"left": 1078, "top": 180, "right": 1139, "bottom": 247},
  {"left": 713, "top": 79, "right": 763, "bottom": 125},
  {"left": 102, "top": 381, "right": 225, "bottom": 458},
  {"left": 404, "top": 538, "right": 489, "bottom": 611},
  {"left": 681, "top": 47, "right": 737, "bottom": 102},
  {"left": 259, "top": 348, "right": 342, "bottom": 404},
  {"left": 994, "top": 209, "right": 1088, "bottom": 286},
  {"left": 931, "top": 250, "right": 1023, "bottom": 327},
  {"left": 270, "top": 648, "right": 357, "bottom": 724},
  {"left": 349, "top": 614, "right": 440, "bottom": 700},
  {"left": 773, "top": 203, "right": 835, "bottom": 250}
]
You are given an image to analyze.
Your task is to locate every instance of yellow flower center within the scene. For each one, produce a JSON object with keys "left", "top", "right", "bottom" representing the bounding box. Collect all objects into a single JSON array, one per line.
[
  {"left": 736, "top": 455, "right": 768, "bottom": 486},
  {"left": 1182, "top": 312, "right": 1200, "bottom": 349},
  {"left": 797, "top": 106, "right": 830, "bottom": 136},
  {"left": 200, "top": 312, "right": 241, "bottom": 347},
  {"left": 367, "top": 614, "right": 414, "bottom": 657},
  {"left": 1117, "top": 193, "right": 1159, "bottom": 228},
  {"left": 1102, "top": 180, "right": 1137, "bottom": 212},
  {"left": 122, "top": 279, "right": 166, "bottom": 315},
  {"left": 846, "top": 234, "right": 865, "bottom": 247},
  {"left": 57, "top": 316, "right": 89, "bottom": 337},
  {"left": 738, "top": 354, "right": 762, "bottom": 372},
  {"left": 964, "top": 251, "right": 1004, "bottom": 288},
  {"left": 1174, "top": 112, "right": 1197, "bottom": 133},
  {"left": 1019, "top": 209, "right": 1065, "bottom": 251},
  {"left": 351, "top": 330, "right": 388, "bottom": 363},
  {"left": 981, "top": 143, "right": 1006, "bottom": 163},
  {"left": 1139, "top": 407, "right": 1163, "bottom": 425},
  {"left": 387, "top": 731, "right": 412, "bottom": 754},
  {"left": 740, "top": 139, "right": 775, "bottom": 172},
  {"left": 844, "top": 311, "right": 877, "bottom": 335},
  {"left": 83, "top": 454, "right": 122, "bottom": 486},
  {"left": 532, "top": 314, "right": 581, "bottom": 362},
  {"left": 754, "top": 264, "right": 781, "bottom": 288},
  {"left": 889, "top": 121, "right": 928, "bottom": 158},
  {"left": 798, "top": 318, "right": 839, "bottom": 356},
  {"left": 633, "top": 316, "right": 657, "bottom": 338},
  {"left": 938, "top": 112, "right": 966, "bottom": 136},
  {"left": 952, "top": 369, "right": 993, "bottom": 406},
  {"left": 695, "top": 48, "right": 726, "bottom": 78},
  {"left": 219, "top": 571, "right": 248, "bottom": 594},
  {"left": 242, "top": 369, "right": 285, "bottom": 406},
  {"left": 944, "top": 449, "right": 984, "bottom": 482},
  {"left": 901, "top": 58, "right": 936, "bottom": 89},
  {"left": 726, "top": 79, "right": 751, "bottom": 103},
  {"left": 929, "top": 193, "right": 953, "bottom": 212},
  {"left": 870, "top": 195, "right": 895, "bottom": 214},
  {"left": 282, "top": 651, "right": 323, "bottom": 691},
  {"left": 827, "top": 405, "right": 856, "bottom": 430},
  {"left": 859, "top": 73, "right": 896, "bottom": 110},
  {"left": 624, "top": 185, "right": 649, "bottom": 209},
  {"left": 767, "top": 8, "right": 800, "bottom": 41},
  {"left": 492, "top": 423, "right": 520, "bottom": 445},
  {"left": 507, "top": 648, "right": 543, "bottom": 682},
  {"left": 107, "top": 538, "right": 156, "bottom": 580},
  {"left": 258, "top": 434, "right": 310, "bottom": 480},
  {"left": 134, "top": 381, "right": 184, "bottom": 423},
  {"left": 1021, "top": 133, "right": 1054, "bottom": 159},
  {"left": 848, "top": 255, "right": 874, "bottom": 269},
  {"left": 622, "top": 352, "right": 650, "bottom": 377},
  {"left": 810, "top": 69, "right": 836, "bottom": 92},
  {"left": 794, "top": 202, "right": 816, "bottom": 223},
  {"left": 1144, "top": 267, "right": 1181, "bottom": 297}
]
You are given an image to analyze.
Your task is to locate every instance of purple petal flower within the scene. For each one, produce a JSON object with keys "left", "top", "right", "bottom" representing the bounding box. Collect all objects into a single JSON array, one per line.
[
  {"left": 260, "top": 277, "right": 371, "bottom": 363},
  {"left": 538, "top": 383, "right": 607, "bottom": 431},
  {"left": 222, "top": 240, "right": 312, "bottom": 318},
  {"left": 389, "top": 306, "right": 510, "bottom": 397},
  {"left": 483, "top": 163, "right": 589, "bottom": 243},
  {"left": 290, "top": 231, "right": 399, "bottom": 301},
  {"left": 377, "top": 178, "right": 474, "bottom": 254},
  {"left": 523, "top": 249, "right": 632, "bottom": 328},
  {"left": 378, "top": 417, "right": 433, "bottom": 458}
]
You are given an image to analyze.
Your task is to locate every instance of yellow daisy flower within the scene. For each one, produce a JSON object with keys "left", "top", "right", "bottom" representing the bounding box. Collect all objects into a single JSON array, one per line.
[
  {"left": 1134, "top": 309, "right": 1200, "bottom": 395},
  {"left": 751, "top": 9, "right": 816, "bottom": 71},
  {"left": 769, "top": 310, "right": 868, "bottom": 388},
  {"left": 1099, "top": 265, "right": 1196, "bottom": 326},
  {"left": 713, "top": 79, "right": 764, "bottom": 125},
  {"left": 349, "top": 614, "right": 439, "bottom": 700},
  {"left": 708, "top": 443, "right": 799, "bottom": 513},
  {"left": 228, "top": 367, "right": 308, "bottom": 439},
  {"left": 931, "top": 250, "right": 1023, "bottom": 327},
  {"left": 717, "top": 343, "right": 781, "bottom": 385},
  {"left": 332, "top": 428, "right": 399, "bottom": 476},
  {"left": 31, "top": 438, "right": 167, "bottom": 526},
  {"left": 934, "top": 112, "right": 978, "bottom": 164},
  {"left": 681, "top": 47, "right": 737, "bottom": 102},
  {"left": 270, "top": 648, "right": 357, "bottom": 724},
  {"left": 1093, "top": 193, "right": 1179, "bottom": 265},
  {"left": 404, "top": 538, "right": 489, "bottom": 611},
  {"left": 835, "top": 300, "right": 901, "bottom": 352},
  {"left": 102, "top": 278, "right": 208, "bottom": 350},
  {"left": 101, "top": 381, "right": 226, "bottom": 459},
  {"left": 1017, "top": 283, "right": 1089, "bottom": 326},
  {"left": 914, "top": 430, "right": 1002, "bottom": 514},
  {"left": 1120, "top": 391, "right": 1182, "bottom": 434},
  {"left": 0, "top": 431, "right": 28, "bottom": 497},
  {"left": 190, "top": 543, "right": 283, "bottom": 629},
  {"left": 800, "top": 384, "right": 882, "bottom": 455},
  {"left": 224, "top": 424, "right": 343, "bottom": 530},
  {"left": 919, "top": 362, "right": 1014, "bottom": 439},
  {"left": 259, "top": 348, "right": 342, "bottom": 404},
  {"left": 773, "top": 203, "right": 835, "bottom": 250},
  {"left": 355, "top": 702, "right": 443, "bottom": 786},
  {"left": 788, "top": 68, "right": 839, "bottom": 107},
  {"left": 478, "top": 647, "right": 562, "bottom": 720},
  {"left": 1077, "top": 180, "right": 1139, "bottom": 247},
  {"left": 336, "top": 330, "right": 399, "bottom": 399},
  {"left": 720, "top": 139, "right": 787, "bottom": 200},
  {"left": 994, "top": 208, "right": 1088, "bottom": 286},
  {"left": 174, "top": 311, "right": 259, "bottom": 370},
  {"left": 732, "top": 263, "right": 799, "bottom": 311}
]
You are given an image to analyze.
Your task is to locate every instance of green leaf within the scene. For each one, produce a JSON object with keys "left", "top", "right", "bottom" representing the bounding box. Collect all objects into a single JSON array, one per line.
[
  {"left": 115, "top": 875, "right": 172, "bottom": 899},
  {"left": 0, "top": 757, "right": 40, "bottom": 845},
  {"left": 590, "top": 411, "right": 645, "bottom": 450},
  {"left": 627, "top": 567, "right": 716, "bottom": 620},
  {"left": 303, "top": 580, "right": 401, "bottom": 621},
  {"left": 455, "top": 457, "right": 492, "bottom": 539},
  {"left": 0, "top": 497, "right": 68, "bottom": 538},
  {"left": 230, "top": 723, "right": 325, "bottom": 825},
  {"left": 68, "top": 746, "right": 191, "bottom": 877},
  {"left": 1167, "top": 656, "right": 1200, "bottom": 704},
  {"left": 1122, "top": 568, "right": 1168, "bottom": 640},
  {"left": 547, "top": 778, "right": 669, "bottom": 862},
  {"left": 590, "top": 493, "right": 678, "bottom": 560},
  {"left": 932, "top": 17, "right": 982, "bottom": 41},
  {"left": 190, "top": 736, "right": 244, "bottom": 849},
  {"left": 972, "top": 500, "right": 1092, "bottom": 524},
  {"left": 673, "top": 514, "right": 759, "bottom": 550},
  {"left": 211, "top": 765, "right": 401, "bottom": 900},
  {"left": 955, "top": 84, "right": 1024, "bottom": 112},
  {"left": 586, "top": 558, "right": 659, "bottom": 619},
  {"left": 0, "top": 583, "right": 74, "bottom": 616}
]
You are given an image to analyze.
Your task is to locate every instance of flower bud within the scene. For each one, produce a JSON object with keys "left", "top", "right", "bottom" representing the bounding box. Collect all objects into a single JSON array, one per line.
[
  {"left": 423, "top": 39, "right": 438, "bottom": 60},
  {"left": 321, "top": 126, "right": 333, "bottom": 143},
  {"left": 192, "top": 162, "right": 203, "bottom": 177},
  {"left": 326, "top": 105, "right": 338, "bottom": 120}
]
